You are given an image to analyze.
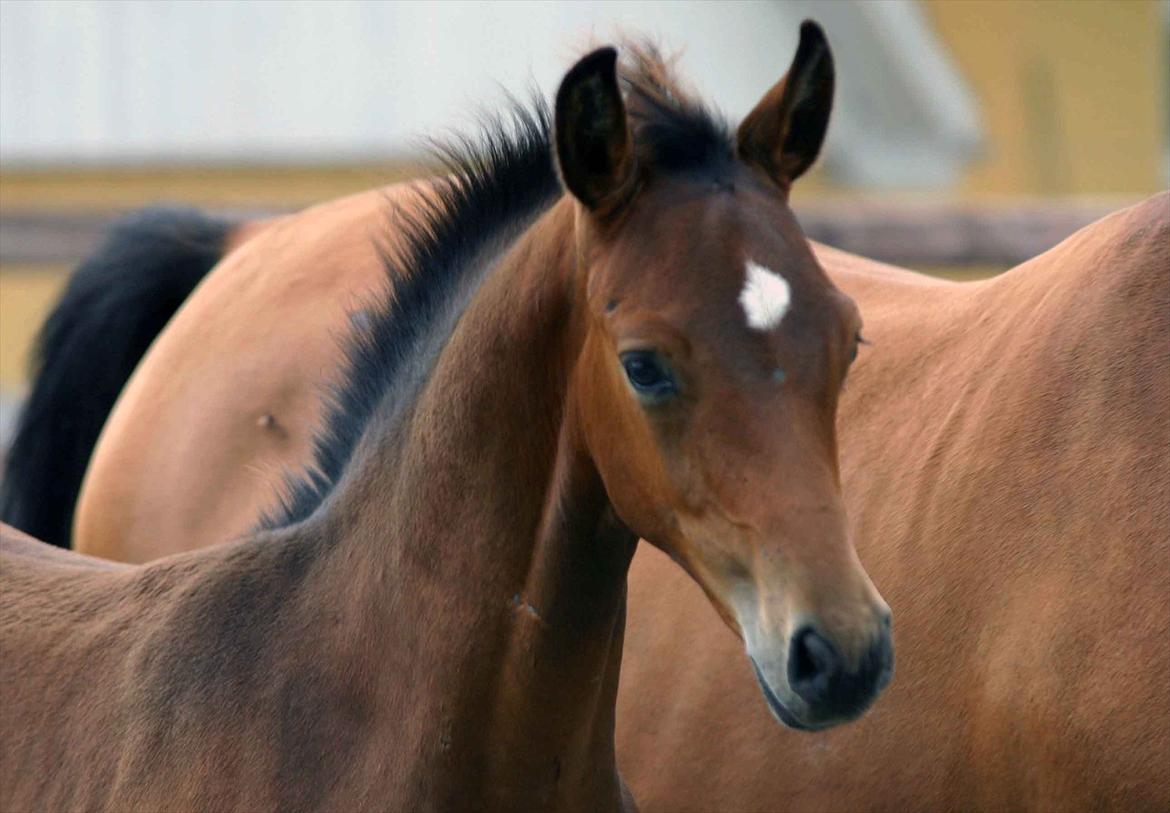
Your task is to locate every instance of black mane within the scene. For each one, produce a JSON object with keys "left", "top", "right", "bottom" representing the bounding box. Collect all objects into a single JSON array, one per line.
[
  {"left": 264, "top": 101, "right": 559, "bottom": 527},
  {"left": 620, "top": 41, "right": 734, "bottom": 174},
  {"left": 267, "top": 53, "right": 734, "bottom": 528}
]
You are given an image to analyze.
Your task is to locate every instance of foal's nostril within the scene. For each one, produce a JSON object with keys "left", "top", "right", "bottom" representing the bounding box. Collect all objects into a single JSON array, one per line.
[
  {"left": 786, "top": 624, "right": 893, "bottom": 719},
  {"left": 788, "top": 626, "right": 840, "bottom": 705}
]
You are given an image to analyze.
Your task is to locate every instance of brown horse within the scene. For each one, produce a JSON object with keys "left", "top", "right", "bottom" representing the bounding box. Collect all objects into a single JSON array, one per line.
[
  {"left": 11, "top": 26, "right": 1165, "bottom": 812},
  {"left": 48, "top": 187, "right": 1170, "bottom": 808},
  {"left": 1, "top": 27, "right": 893, "bottom": 811},
  {"left": 617, "top": 195, "right": 1170, "bottom": 811}
]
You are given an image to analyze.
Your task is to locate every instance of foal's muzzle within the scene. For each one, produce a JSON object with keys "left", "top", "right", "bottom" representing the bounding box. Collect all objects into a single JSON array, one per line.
[
  {"left": 788, "top": 619, "right": 893, "bottom": 720},
  {"left": 751, "top": 614, "right": 894, "bottom": 731}
]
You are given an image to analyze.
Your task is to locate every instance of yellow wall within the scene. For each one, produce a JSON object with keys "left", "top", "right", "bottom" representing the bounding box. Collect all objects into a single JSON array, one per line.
[
  {"left": 923, "top": 0, "right": 1166, "bottom": 197},
  {"left": 0, "top": 267, "right": 66, "bottom": 389},
  {"left": 0, "top": 164, "right": 422, "bottom": 212},
  {"left": 0, "top": 165, "right": 421, "bottom": 391}
]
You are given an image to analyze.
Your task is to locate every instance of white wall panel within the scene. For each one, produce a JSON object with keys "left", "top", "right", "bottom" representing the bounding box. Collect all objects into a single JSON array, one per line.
[{"left": 0, "top": 0, "right": 980, "bottom": 187}]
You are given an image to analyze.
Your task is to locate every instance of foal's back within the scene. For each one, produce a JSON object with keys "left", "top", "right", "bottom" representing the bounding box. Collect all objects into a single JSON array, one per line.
[
  {"left": 0, "top": 523, "right": 332, "bottom": 811},
  {"left": 2, "top": 523, "right": 143, "bottom": 809}
]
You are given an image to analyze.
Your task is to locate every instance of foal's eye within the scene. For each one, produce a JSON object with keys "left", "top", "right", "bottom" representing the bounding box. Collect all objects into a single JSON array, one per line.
[
  {"left": 850, "top": 332, "right": 869, "bottom": 363},
  {"left": 620, "top": 351, "right": 677, "bottom": 399}
]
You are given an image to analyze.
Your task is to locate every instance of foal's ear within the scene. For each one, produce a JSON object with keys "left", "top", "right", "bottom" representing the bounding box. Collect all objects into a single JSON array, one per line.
[
  {"left": 555, "top": 47, "right": 636, "bottom": 215},
  {"left": 737, "top": 20, "right": 834, "bottom": 192}
]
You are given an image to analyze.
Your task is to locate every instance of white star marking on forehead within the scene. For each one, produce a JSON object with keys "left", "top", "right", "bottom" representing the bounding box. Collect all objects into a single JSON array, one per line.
[{"left": 739, "top": 260, "right": 791, "bottom": 331}]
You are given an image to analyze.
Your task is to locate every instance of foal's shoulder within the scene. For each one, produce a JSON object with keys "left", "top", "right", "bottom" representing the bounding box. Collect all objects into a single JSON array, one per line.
[
  {"left": 0, "top": 522, "right": 124, "bottom": 571},
  {"left": 1, "top": 523, "right": 130, "bottom": 634}
]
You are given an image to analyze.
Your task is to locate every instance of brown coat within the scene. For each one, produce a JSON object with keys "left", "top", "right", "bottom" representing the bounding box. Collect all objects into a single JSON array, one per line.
[
  {"left": 64, "top": 190, "right": 1170, "bottom": 810},
  {"left": 618, "top": 193, "right": 1170, "bottom": 811}
]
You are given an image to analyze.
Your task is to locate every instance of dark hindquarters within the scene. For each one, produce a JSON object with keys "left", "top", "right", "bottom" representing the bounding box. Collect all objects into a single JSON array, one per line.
[{"left": 0, "top": 206, "right": 234, "bottom": 547}]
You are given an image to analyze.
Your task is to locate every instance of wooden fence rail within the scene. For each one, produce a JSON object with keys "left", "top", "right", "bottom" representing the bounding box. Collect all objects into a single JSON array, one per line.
[{"left": 0, "top": 200, "right": 1136, "bottom": 269}]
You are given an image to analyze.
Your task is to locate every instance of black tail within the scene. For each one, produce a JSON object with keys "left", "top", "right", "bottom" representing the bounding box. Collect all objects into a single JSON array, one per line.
[{"left": 0, "top": 206, "right": 234, "bottom": 547}]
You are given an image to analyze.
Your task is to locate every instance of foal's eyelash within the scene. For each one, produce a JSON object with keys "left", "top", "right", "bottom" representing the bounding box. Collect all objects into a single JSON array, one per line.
[{"left": 841, "top": 333, "right": 869, "bottom": 393}]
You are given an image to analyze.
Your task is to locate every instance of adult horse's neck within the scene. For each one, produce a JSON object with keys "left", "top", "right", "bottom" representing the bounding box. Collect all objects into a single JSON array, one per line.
[{"left": 287, "top": 197, "right": 636, "bottom": 810}]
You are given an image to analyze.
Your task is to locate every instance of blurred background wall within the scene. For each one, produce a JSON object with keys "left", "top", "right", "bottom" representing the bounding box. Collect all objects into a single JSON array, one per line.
[{"left": 1, "top": 0, "right": 1167, "bottom": 405}]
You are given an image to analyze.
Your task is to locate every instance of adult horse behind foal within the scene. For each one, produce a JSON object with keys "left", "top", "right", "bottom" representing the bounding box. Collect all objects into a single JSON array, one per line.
[
  {"left": 42, "top": 189, "right": 1170, "bottom": 810},
  {"left": 2, "top": 26, "right": 892, "bottom": 811},
  {"left": 618, "top": 194, "right": 1170, "bottom": 811}
]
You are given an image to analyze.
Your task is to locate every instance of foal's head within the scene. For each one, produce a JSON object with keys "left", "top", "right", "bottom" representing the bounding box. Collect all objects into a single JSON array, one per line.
[{"left": 558, "top": 23, "right": 892, "bottom": 730}]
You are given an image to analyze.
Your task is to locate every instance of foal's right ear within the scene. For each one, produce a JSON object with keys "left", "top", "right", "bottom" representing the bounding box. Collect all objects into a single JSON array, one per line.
[
  {"left": 737, "top": 21, "right": 835, "bottom": 193},
  {"left": 555, "top": 47, "right": 636, "bottom": 216}
]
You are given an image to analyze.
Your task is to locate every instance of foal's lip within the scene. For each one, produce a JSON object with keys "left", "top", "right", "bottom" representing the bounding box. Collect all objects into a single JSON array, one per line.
[{"left": 750, "top": 658, "right": 825, "bottom": 732}]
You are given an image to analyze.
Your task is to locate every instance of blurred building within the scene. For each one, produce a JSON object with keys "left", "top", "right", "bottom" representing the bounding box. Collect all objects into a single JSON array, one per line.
[
  {"left": 2, "top": 0, "right": 1165, "bottom": 195},
  {"left": 1, "top": 0, "right": 985, "bottom": 190}
]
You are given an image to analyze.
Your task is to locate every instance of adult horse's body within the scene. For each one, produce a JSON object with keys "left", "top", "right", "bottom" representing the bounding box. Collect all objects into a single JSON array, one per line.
[
  {"left": 2, "top": 28, "right": 893, "bottom": 811},
  {"left": 619, "top": 198, "right": 1170, "bottom": 811},
  {"left": 84, "top": 184, "right": 434, "bottom": 561},
  {"left": 39, "top": 189, "right": 1170, "bottom": 810}
]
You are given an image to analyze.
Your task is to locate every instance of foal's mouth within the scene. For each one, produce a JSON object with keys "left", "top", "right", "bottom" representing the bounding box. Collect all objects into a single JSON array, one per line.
[{"left": 750, "top": 658, "right": 828, "bottom": 732}]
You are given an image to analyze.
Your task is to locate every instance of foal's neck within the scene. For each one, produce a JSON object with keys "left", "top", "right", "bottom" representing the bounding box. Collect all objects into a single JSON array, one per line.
[{"left": 308, "top": 198, "right": 635, "bottom": 809}]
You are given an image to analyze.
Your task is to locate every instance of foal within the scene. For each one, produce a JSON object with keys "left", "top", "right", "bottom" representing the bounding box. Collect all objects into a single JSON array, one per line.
[{"left": 1, "top": 24, "right": 889, "bottom": 811}]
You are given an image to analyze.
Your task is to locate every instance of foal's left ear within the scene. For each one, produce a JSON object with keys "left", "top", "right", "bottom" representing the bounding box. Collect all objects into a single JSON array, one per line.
[
  {"left": 555, "top": 47, "right": 637, "bottom": 215},
  {"left": 737, "top": 21, "right": 835, "bottom": 193}
]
